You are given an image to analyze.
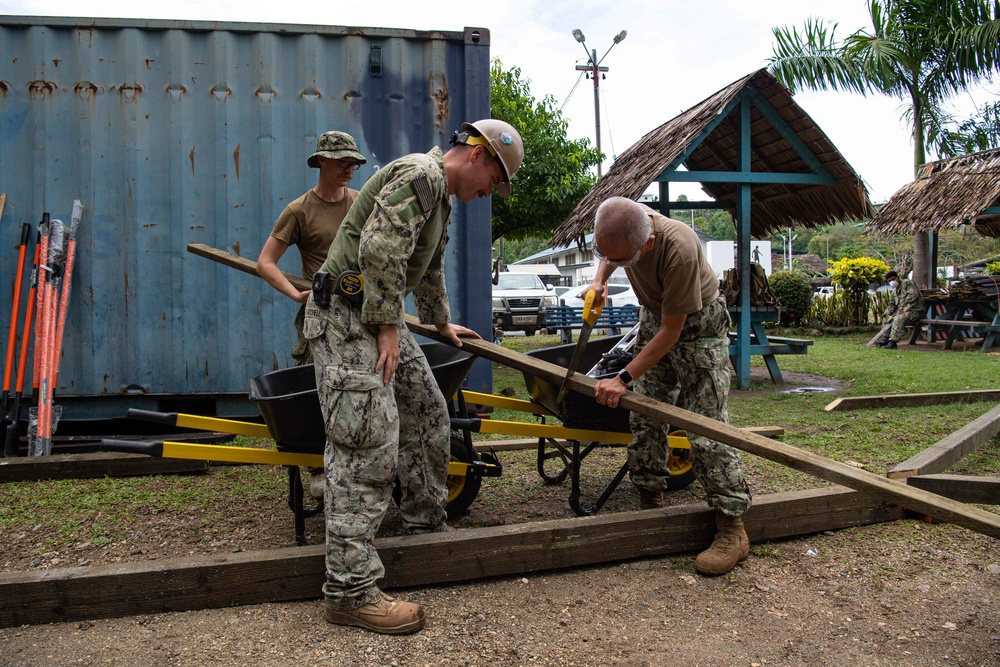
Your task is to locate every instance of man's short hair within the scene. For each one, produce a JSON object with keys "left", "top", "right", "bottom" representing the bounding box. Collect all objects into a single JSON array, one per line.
[
  {"left": 885, "top": 270, "right": 899, "bottom": 280},
  {"left": 595, "top": 197, "right": 652, "bottom": 252}
]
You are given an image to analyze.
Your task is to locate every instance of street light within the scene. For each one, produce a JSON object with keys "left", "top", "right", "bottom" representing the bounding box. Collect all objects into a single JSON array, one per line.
[{"left": 572, "top": 28, "right": 627, "bottom": 176}]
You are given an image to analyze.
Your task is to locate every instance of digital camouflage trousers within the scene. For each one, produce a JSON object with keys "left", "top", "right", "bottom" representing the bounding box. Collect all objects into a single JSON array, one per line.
[
  {"left": 304, "top": 294, "right": 450, "bottom": 610},
  {"left": 889, "top": 309, "right": 921, "bottom": 343},
  {"left": 628, "top": 295, "right": 752, "bottom": 516}
]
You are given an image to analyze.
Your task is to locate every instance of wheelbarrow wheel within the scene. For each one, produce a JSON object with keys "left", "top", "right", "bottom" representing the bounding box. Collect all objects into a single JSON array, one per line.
[
  {"left": 666, "top": 430, "right": 695, "bottom": 491},
  {"left": 445, "top": 430, "right": 481, "bottom": 520},
  {"left": 391, "top": 430, "right": 481, "bottom": 521}
]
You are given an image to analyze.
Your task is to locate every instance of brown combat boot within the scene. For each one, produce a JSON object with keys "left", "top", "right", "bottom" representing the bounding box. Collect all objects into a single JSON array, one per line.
[
  {"left": 638, "top": 488, "right": 666, "bottom": 509},
  {"left": 325, "top": 593, "right": 426, "bottom": 635},
  {"left": 694, "top": 512, "right": 750, "bottom": 576}
]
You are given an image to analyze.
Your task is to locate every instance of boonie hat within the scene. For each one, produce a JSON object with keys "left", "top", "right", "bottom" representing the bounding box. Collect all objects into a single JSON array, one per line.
[
  {"left": 457, "top": 119, "right": 524, "bottom": 198},
  {"left": 308, "top": 131, "right": 367, "bottom": 168}
]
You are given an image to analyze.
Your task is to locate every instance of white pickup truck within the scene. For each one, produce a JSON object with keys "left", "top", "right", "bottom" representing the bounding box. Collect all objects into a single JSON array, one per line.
[{"left": 492, "top": 272, "right": 557, "bottom": 335}]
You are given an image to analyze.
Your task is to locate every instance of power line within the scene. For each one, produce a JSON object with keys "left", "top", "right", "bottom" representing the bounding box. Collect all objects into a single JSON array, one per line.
[{"left": 561, "top": 70, "right": 585, "bottom": 111}]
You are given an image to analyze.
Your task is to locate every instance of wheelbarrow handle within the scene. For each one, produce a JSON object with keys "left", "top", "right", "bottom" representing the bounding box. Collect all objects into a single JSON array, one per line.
[
  {"left": 127, "top": 408, "right": 179, "bottom": 426},
  {"left": 101, "top": 437, "right": 164, "bottom": 457}
]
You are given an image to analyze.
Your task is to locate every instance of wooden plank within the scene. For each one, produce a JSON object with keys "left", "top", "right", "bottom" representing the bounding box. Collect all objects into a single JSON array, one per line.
[
  {"left": 0, "top": 452, "right": 208, "bottom": 482},
  {"left": 0, "top": 487, "right": 900, "bottom": 627},
  {"left": 825, "top": 390, "right": 1000, "bottom": 411},
  {"left": 186, "top": 243, "right": 1000, "bottom": 540},
  {"left": 865, "top": 322, "right": 892, "bottom": 347},
  {"left": 907, "top": 474, "right": 1000, "bottom": 505},
  {"left": 404, "top": 316, "right": 1000, "bottom": 540},
  {"left": 472, "top": 425, "right": 785, "bottom": 453},
  {"left": 887, "top": 403, "right": 1000, "bottom": 479}
]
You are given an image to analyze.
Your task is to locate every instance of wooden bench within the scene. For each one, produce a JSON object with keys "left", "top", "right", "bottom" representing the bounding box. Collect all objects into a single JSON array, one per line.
[
  {"left": 910, "top": 318, "right": 1000, "bottom": 350},
  {"left": 545, "top": 305, "right": 640, "bottom": 344},
  {"left": 727, "top": 332, "right": 813, "bottom": 384}
]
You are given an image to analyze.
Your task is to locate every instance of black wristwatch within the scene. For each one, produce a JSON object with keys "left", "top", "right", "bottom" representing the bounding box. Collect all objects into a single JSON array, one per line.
[{"left": 616, "top": 368, "right": 634, "bottom": 387}]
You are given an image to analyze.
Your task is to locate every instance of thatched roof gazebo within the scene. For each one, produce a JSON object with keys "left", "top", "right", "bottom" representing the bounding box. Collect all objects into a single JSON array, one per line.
[
  {"left": 551, "top": 69, "right": 875, "bottom": 388},
  {"left": 869, "top": 148, "right": 1000, "bottom": 240}
]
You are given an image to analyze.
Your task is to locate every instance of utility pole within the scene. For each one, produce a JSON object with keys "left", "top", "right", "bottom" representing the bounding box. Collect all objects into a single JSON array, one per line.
[{"left": 572, "top": 28, "right": 627, "bottom": 177}]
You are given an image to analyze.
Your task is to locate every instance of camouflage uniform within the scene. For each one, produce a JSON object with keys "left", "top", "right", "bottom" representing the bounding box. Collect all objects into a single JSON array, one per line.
[
  {"left": 884, "top": 278, "right": 925, "bottom": 343},
  {"left": 628, "top": 295, "right": 752, "bottom": 516},
  {"left": 305, "top": 148, "right": 453, "bottom": 611}
]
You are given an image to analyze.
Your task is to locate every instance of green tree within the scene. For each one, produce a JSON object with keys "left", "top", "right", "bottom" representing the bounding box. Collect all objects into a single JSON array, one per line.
[
  {"left": 938, "top": 101, "right": 1000, "bottom": 157},
  {"left": 490, "top": 60, "right": 603, "bottom": 242},
  {"left": 768, "top": 0, "right": 1000, "bottom": 287}
]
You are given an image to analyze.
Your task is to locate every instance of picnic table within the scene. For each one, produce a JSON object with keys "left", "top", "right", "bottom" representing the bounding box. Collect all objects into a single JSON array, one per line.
[
  {"left": 728, "top": 307, "right": 812, "bottom": 384},
  {"left": 909, "top": 295, "right": 1000, "bottom": 352}
]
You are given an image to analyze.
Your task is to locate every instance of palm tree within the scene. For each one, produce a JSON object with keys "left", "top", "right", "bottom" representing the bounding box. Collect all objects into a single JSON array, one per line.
[{"left": 768, "top": 0, "right": 1000, "bottom": 287}]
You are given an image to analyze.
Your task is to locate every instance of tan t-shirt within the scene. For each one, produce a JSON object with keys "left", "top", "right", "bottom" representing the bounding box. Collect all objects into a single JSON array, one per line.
[
  {"left": 625, "top": 204, "right": 720, "bottom": 317},
  {"left": 269, "top": 188, "right": 359, "bottom": 279}
]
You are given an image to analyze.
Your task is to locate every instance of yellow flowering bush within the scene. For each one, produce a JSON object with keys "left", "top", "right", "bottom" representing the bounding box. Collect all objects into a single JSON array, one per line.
[
  {"left": 826, "top": 257, "right": 890, "bottom": 325},
  {"left": 827, "top": 256, "right": 890, "bottom": 290}
]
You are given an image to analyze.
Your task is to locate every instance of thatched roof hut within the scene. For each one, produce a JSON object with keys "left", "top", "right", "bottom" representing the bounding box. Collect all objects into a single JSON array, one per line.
[
  {"left": 868, "top": 148, "right": 1000, "bottom": 239},
  {"left": 550, "top": 69, "right": 875, "bottom": 248}
]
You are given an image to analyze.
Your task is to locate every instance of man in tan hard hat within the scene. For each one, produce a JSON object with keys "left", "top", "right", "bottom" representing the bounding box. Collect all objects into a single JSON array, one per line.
[{"left": 305, "top": 119, "right": 523, "bottom": 635}]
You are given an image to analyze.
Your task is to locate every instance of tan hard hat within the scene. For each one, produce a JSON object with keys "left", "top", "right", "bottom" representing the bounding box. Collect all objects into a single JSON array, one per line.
[{"left": 460, "top": 119, "right": 524, "bottom": 198}]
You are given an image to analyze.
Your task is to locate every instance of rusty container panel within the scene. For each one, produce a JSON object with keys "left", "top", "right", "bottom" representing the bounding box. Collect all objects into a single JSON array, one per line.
[{"left": 0, "top": 17, "right": 492, "bottom": 420}]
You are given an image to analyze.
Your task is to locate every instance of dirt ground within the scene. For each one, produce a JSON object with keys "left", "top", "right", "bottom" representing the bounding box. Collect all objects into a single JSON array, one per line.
[{"left": 2, "top": 369, "right": 999, "bottom": 667}]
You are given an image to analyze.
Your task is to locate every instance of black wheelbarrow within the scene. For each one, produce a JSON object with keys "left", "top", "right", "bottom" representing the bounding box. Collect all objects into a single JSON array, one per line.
[
  {"left": 102, "top": 342, "right": 502, "bottom": 545},
  {"left": 515, "top": 333, "right": 695, "bottom": 515}
]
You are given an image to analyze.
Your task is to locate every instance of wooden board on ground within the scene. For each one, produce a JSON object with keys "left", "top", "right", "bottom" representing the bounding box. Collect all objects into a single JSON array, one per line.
[
  {"left": 0, "top": 452, "right": 208, "bottom": 482},
  {"left": 185, "top": 243, "right": 1000, "bottom": 541},
  {"left": 906, "top": 474, "right": 1000, "bottom": 505},
  {"left": 825, "top": 389, "right": 1000, "bottom": 411},
  {"left": 887, "top": 403, "right": 1000, "bottom": 479},
  {"left": 0, "top": 487, "right": 901, "bottom": 627}
]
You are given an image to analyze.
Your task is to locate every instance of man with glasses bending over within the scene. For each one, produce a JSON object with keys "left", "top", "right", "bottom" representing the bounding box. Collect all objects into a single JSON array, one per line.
[{"left": 586, "top": 196, "right": 752, "bottom": 577}]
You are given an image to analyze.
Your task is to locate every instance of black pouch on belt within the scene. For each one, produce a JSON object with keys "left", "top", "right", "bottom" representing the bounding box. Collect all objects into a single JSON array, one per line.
[{"left": 312, "top": 271, "right": 332, "bottom": 308}]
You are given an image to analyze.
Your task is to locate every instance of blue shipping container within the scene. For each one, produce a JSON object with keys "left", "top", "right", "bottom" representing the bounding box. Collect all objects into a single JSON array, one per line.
[{"left": 0, "top": 16, "right": 494, "bottom": 421}]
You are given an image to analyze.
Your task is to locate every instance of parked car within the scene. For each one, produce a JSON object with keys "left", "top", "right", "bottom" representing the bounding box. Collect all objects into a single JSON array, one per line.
[
  {"left": 492, "top": 272, "right": 557, "bottom": 335},
  {"left": 814, "top": 286, "right": 836, "bottom": 300},
  {"left": 562, "top": 282, "right": 640, "bottom": 308},
  {"left": 553, "top": 286, "right": 573, "bottom": 301}
]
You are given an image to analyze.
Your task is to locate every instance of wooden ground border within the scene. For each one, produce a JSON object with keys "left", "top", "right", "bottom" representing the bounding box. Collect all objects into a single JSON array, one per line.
[{"left": 1, "top": 486, "right": 901, "bottom": 628}]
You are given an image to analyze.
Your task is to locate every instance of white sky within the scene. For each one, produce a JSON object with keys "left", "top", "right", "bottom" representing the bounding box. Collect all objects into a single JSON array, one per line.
[{"left": 3, "top": 0, "right": 997, "bottom": 204}]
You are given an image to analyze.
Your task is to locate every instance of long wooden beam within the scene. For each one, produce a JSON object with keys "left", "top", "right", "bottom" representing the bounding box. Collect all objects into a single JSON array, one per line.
[
  {"left": 887, "top": 403, "right": 1000, "bottom": 479},
  {"left": 404, "top": 317, "right": 1000, "bottom": 540},
  {"left": 825, "top": 389, "right": 1000, "bottom": 411},
  {"left": 0, "top": 487, "right": 900, "bottom": 627},
  {"left": 184, "top": 243, "right": 1000, "bottom": 540}
]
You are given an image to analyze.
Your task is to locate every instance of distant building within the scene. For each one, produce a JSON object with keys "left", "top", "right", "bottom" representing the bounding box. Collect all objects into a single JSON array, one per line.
[{"left": 513, "top": 231, "right": 771, "bottom": 287}]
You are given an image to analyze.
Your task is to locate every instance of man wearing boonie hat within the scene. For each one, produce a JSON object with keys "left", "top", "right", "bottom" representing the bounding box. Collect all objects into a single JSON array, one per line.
[
  {"left": 305, "top": 119, "right": 523, "bottom": 635},
  {"left": 257, "top": 131, "right": 367, "bottom": 499},
  {"left": 258, "top": 130, "right": 367, "bottom": 367}
]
